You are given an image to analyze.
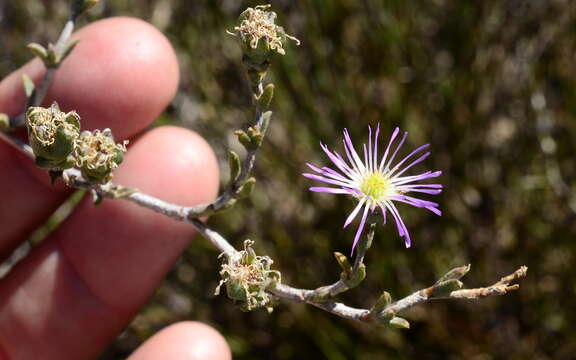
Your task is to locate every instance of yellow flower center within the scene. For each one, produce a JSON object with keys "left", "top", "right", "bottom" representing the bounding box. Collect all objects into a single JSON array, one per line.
[{"left": 359, "top": 172, "right": 395, "bottom": 200}]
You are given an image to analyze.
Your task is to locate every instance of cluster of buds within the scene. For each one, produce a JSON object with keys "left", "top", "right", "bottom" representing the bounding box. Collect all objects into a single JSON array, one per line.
[
  {"left": 215, "top": 240, "right": 281, "bottom": 312},
  {"left": 26, "top": 104, "right": 126, "bottom": 184}
]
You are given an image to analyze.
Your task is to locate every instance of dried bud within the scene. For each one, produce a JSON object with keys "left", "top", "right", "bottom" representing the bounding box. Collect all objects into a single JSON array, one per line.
[
  {"left": 74, "top": 128, "right": 127, "bottom": 184},
  {"left": 26, "top": 104, "right": 80, "bottom": 170},
  {"left": 215, "top": 240, "right": 281, "bottom": 312},
  {"left": 227, "top": 5, "right": 300, "bottom": 65}
]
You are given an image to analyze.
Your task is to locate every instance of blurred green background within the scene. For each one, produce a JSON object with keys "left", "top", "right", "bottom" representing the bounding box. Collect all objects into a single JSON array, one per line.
[{"left": 2, "top": 0, "right": 576, "bottom": 359}]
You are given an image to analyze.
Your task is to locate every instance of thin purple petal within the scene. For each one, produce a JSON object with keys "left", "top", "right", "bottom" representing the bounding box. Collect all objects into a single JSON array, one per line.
[
  {"left": 320, "top": 143, "right": 355, "bottom": 178},
  {"left": 343, "top": 129, "right": 366, "bottom": 174},
  {"left": 379, "top": 204, "right": 387, "bottom": 224},
  {"left": 385, "top": 131, "right": 407, "bottom": 170},
  {"left": 393, "top": 170, "right": 442, "bottom": 185},
  {"left": 309, "top": 187, "right": 352, "bottom": 194},
  {"left": 379, "top": 127, "right": 400, "bottom": 171},
  {"left": 373, "top": 124, "right": 380, "bottom": 171},
  {"left": 388, "top": 144, "right": 430, "bottom": 175},
  {"left": 387, "top": 202, "right": 411, "bottom": 248},
  {"left": 303, "top": 173, "right": 352, "bottom": 188},
  {"left": 351, "top": 204, "right": 371, "bottom": 254},
  {"left": 306, "top": 163, "right": 350, "bottom": 183},
  {"left": 344, "top": 198, "right": 366, "bottom": 228}
]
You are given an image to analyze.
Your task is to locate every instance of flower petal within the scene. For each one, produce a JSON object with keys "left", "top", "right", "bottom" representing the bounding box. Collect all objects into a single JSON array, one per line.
[
  {"left": 343, "top": 128, "right": 367, "bottom": 173},
  {"left": 309, "top": 187, "right": 353, "bottom": 194},
  {"left": 386, "top": 202, "right": 411, "bottom": 248},
  {"left": 382, "top": 130, "right": 407, "bottom": 172},
  {"left": 378, "top": 127, "right": 399, "bottom": 171},
  {"left": 303, "top": 173, "right": 354, "bottom": 188},
  {"left": 351, "top": 203, "right": 371, "bottom": 254},
  {"left": 344, "top": 198, "right": 366, "bottom": 228},
  {"left": 388, "top": 144, "right": 430, "bottom": 176},
  {"left": 320, "top": 143, "right": 356, "bottom": 178}
]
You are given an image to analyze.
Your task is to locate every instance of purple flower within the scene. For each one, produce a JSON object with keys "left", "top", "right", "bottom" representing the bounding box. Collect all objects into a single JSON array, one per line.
[{"left": 304, "top": 125, "right": 442, "bottom": 252}]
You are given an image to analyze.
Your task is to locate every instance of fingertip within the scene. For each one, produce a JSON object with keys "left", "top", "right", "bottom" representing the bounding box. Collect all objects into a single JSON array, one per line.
[
  {"left": 52, "top": 17, "right": 180, "bottom": 138},
  {"left": 128, "top": 321, "right": 231, "bottom": 360}
]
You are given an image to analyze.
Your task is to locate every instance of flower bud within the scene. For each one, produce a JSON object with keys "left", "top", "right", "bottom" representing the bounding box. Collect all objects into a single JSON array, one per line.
[
  {"left": 26, "top": 104, "right": 80, "bottom": 170},
  {"left": 74, "top": 128, "right": 127, "bottom": 184}
]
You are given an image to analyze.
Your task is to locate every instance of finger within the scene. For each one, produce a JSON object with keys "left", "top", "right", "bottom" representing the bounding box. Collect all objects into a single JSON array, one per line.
[
  {"left": 128, "top": 322, "right": 231, "bottom": 360},
  {"left": 0, "top": 17, "right": 179, "bottom": 259},
  {"left": 0, "top": 126, "right": 220, "bottom": 359}
]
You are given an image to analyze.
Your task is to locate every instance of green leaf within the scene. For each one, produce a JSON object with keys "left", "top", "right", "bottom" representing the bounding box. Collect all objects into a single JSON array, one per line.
[
  {"left": 389, "top": 317, "right": 410, "bottom": 329},
  {"left": 22, "top": 74, "right": 35, "bottom": 99},
  {"left": 59, "top": 39, "right": 80, "bottom": 64},
  {"left": 236, "top": 177, "right": 256, "bottom": 198},
  {"left": 370, "top": 291, "right": 392, "bottom": 315},
  {"left": 0, "top": 113, "right": 9, "bottom": 131},
  {"left": 27, "top": 43, "right": 48, "bottom": 60},
  {"left": 436, "top": 264, "right": 471, "bottom": 284},
  {"left": 334, "top": 252, "right": 352, "bottom": 278},
  {"left": 228, "top": 150, "right": 242, "bottom": 182},
  {"left": 257, "top": 83, "right": 275, "bottom": 109}
]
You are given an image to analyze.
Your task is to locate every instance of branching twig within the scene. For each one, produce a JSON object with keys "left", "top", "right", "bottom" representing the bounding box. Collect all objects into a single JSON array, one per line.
[
  {"left": 1, "top": 123, "right": 528, "bottom": 324},
  {"left": 271, "top": 265, "right": 527, "bottom": 323},
  {"left": 0, "top": 3, "right": 528, "bottom": 327}
]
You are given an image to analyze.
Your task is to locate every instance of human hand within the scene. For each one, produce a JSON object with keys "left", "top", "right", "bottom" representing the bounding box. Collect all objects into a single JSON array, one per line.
[{"left": 0, "top": 17, "right": 231, "bottom": 360}]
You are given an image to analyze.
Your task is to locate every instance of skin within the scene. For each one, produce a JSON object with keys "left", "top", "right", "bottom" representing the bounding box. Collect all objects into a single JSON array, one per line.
[{"left": 0, "top": 17, "right": 231, "bottom": 360}]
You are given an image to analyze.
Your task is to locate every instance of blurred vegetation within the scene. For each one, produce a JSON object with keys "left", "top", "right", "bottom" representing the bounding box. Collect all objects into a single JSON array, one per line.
[{"left": 2, "top": 0, "right": 576, "bottom": 359}]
